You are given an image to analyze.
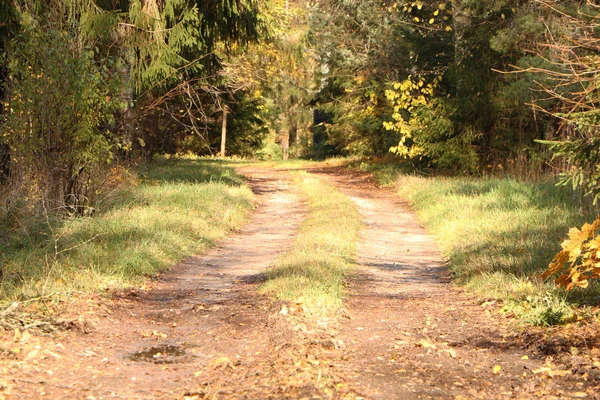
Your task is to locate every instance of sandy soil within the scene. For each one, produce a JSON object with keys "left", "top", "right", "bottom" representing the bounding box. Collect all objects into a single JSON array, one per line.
[{"left": 0, "top": 165, "right": 599, "bottom": 400}]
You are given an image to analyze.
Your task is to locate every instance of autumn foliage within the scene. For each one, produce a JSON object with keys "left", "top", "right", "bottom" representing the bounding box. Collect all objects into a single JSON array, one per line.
[{"left": 543, "top": 218, "right": 600, "bottom": 290}]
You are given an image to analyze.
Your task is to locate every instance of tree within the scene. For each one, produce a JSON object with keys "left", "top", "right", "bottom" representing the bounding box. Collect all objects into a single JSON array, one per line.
[
  {"left": 510, "top": 1, "right": 600, "bottom": 202},
  {"left": 0, "top": 0, "right": 266, "bottom": 213},
  {"left": 228, "top": 0, "right": 315, "bottom": 159},
  {"left": 2, "top": 1, "right": 124, "bottom": 213}
]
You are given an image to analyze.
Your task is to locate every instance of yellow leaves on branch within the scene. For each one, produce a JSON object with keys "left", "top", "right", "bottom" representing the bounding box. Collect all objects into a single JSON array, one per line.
[
  {"left": 384, "top": 75, "right": 441, "bottom": 157},
  {"left": 542, "top": 217, "right": 600, "bottom": 290}
]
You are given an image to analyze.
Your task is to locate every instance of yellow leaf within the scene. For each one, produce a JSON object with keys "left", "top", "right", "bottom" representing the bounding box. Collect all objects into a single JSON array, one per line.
[
  {"left": 548, "top": 369, "right": 571, "bottom": 377},
  {"left": 429, "top": 18, "right": 435, "bottom": 24},
  {"left": 210, "top": 356, "right": 234, "bottom": 369},
  {"left": 532, "top": 366, "right": 563, "bottom": 376},
  {"left": 444, "top": 349, "right": 457, "bottom": 358},
  {"left": 152, "top": 330, "right": 167, "bottom": 339},
  {"left": 416, "top": 339, "right": 436, "bottom": 349},
  {"left": 493, "top": 365, "right": 501, "bottom": 374},
  {"left": 521, "top": 355, "right": 529, "bottom": 360}
]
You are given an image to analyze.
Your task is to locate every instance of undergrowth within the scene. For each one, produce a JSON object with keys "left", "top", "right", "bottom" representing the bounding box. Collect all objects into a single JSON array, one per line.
[
  {"left": 0, "top": 158, "right": 253, "bottom": 305},
  {"left": 370, "top": 167, "right": 600, "bottom": 326},
  {"left": 260, "top": 170, "right": 361, "bottom": 318}
]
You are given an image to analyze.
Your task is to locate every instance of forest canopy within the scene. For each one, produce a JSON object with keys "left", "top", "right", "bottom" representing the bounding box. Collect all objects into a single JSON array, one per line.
[{"left": 1, "top": 0, "right": 600, "bottom": 214}]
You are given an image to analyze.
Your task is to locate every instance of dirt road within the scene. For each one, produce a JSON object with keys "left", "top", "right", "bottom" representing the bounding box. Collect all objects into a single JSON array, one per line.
[{"left": 0, "top": 165, "right": 598, "bottom": 399}]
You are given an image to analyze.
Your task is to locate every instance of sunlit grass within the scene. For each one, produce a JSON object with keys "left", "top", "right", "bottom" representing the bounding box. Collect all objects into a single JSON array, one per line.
[
  {"left": 0, "top": 157, "right": 254, "bottom": 304},
  {"left": 389, "top": 173, "right": 600, "bottom": 325},
  {"left": 260, "top": 171, "right": 361, "bottom": 318}
]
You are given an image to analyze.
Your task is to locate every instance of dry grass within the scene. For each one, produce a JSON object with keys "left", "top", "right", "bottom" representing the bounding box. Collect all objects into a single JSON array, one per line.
[
  {"left": 0, "top": 157, "right": 254, "bottom": 304},
  {"left": 260, "top": 169, "right": 361, "bottom": 318}
]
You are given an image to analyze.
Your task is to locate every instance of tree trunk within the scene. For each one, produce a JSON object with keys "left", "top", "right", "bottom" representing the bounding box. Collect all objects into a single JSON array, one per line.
[
  {"left": 281, "top": 132, "right": 290, "bottom": 160},
  {"left": 452, "top": 0, "right": 471, "bottom": 97},
  {"left": 220, "top": 108, "right": 228, "bottom": 158}
]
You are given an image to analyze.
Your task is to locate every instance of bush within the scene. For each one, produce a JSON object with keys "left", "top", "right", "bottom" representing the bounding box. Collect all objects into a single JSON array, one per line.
[{"left": 256, "top": 142, "right": 283, "bottom": 160}]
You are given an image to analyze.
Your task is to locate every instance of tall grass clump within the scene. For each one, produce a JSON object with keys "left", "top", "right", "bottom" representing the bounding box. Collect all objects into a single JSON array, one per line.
[
  {"left": 260, "top": 171, "right": 361, "bottom": 318},
  {"left": 389, "top": 173, "right": 599, "bottom": 325},
  {"left": 0, "top": 158, "right": 253, "bottom": 304}
]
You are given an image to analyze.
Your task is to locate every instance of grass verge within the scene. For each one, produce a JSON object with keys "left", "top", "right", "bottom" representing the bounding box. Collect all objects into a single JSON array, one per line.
[
  {"left": 374, "top": 169, "right": 600, "bottom": 325},
  {"left": 0, "top": 157, "right": 253, "bottom": 305},
  {"left": 260, "top": 170, "right": 361, "bottom": 318}
]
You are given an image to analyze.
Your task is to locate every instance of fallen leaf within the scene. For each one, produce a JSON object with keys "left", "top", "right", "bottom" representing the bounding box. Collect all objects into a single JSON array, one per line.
[
  {"left": 493, "top": 365, "right": 502, "bottom": 374},
  {"left": 572, "top": 392, "right": 588, "bottom": 398},
  {"left": 443, "top": 349, "right": 456, "bottom": 358},
  {"left": 532, "top": 367, "right": 552, "bottom": 375},
  {"left": 152, "top": 330, "right": 167, "bottom": 339},
  {"left": 521, "top": 355, "right": 529, "bottom": 360},
  {"left": 548, "top": 369, "right": 571, "bottom": 377},
  {"left": 416, "top": 339, "right": 436, "bottom": 349},
  {"left": 532, "top": 366, "right": 570, "bottom": 377},
  {"left": 210, "top": 356, "right": 234, "bottom": 369}
]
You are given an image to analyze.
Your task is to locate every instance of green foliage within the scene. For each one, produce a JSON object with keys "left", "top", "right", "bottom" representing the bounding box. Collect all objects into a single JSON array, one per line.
[
  {"left": 121, "top": 0, "right": 266, "bottom": 158},
  {"left": 225, "top": 93, "right": 270, "bottom": 157},
  {"left": 308, "top": 0, "right": 403, "bottom": 157},
  {"left": 540, "top": 136, "right": 600, "bottom": 205},
  {"left": 0, "top": 0, "right": 268, "bottom": 219},
  {"left": 384, "top": 77, "right": 479, "bottom": 171},
  {"left": 256, "top": 142, "right": 283, "bottom": 161},
  {"left": 2, "top": 4, "right": 124, "bottom": 213},
  {"left": 127, "top": 0, "right": 202, "bottom": 90}
]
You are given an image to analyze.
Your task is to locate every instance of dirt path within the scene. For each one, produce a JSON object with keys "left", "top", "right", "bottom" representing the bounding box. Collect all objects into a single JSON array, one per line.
[
  {"left": 0, "top": 166, "right": 307, "bottom": 399},
  {"left": 1, "top": 165, "right": 599, "bottom": 399},
  {"left": 307, "top": 167, "right": 599, "bottom": 399}
]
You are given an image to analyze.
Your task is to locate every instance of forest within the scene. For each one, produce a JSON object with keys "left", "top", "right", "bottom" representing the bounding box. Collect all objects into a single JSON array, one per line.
[{"left": 2, "top": 1, "right": 600, "bottom": 397}]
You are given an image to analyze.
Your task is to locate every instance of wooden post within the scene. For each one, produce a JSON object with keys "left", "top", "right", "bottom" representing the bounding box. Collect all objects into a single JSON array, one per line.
[{"left": 220, "top": 108, "right": 228, "bottom": 158}]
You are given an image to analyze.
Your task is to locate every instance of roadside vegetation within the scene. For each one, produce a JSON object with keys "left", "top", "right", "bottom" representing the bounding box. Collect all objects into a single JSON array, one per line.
[
  {"left": 365, "top": 163, "right": 600, "bottom": 325},
  {"left": 260, "top": 170, "right": 361, "bottom": 317},
  {"left": 0, "top": 158, "right": 253, "bottom": 305}
]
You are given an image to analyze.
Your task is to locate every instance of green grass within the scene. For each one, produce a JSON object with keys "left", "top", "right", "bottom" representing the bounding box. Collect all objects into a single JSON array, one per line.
[
  {"left": 0, "top": 157, "right": 254, "bottom": 304},
  {"left": 260, "top": 170, "right": 361, "bottom": 318},
  {"left": 385, "top": 172, "right": 600, "bottom": 326}
]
